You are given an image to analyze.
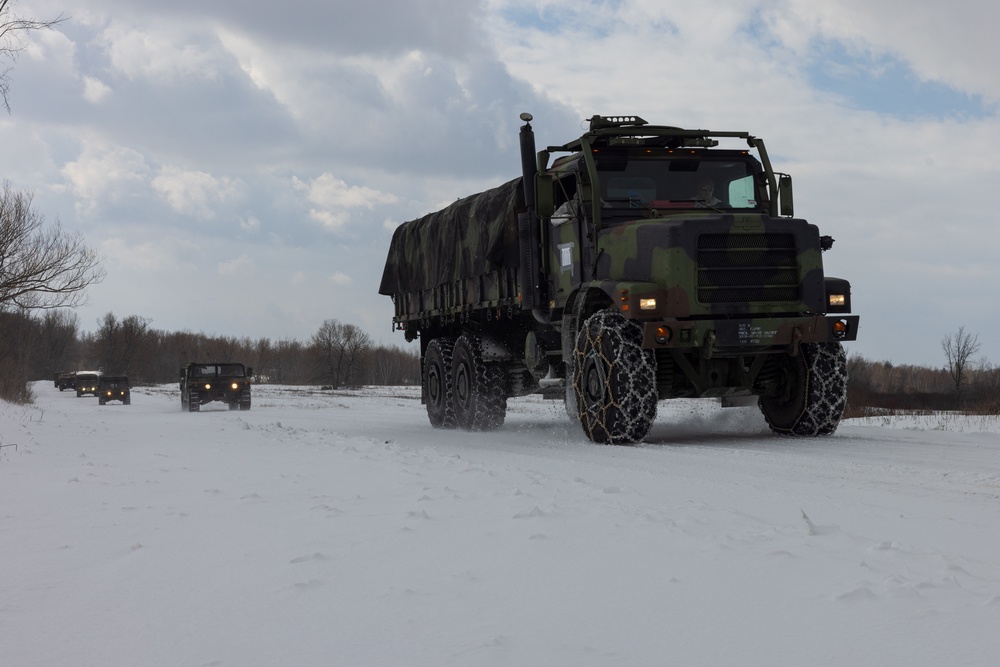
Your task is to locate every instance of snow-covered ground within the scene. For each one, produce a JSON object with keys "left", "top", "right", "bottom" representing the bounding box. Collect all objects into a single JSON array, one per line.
[{"left": 3, "top": 381, "right": 999, "bottom": 667}]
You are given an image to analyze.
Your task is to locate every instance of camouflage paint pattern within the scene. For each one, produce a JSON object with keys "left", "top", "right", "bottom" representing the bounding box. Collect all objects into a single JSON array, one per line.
[{"left": 379, "top": 116, "right": 857, "bottom": 398}]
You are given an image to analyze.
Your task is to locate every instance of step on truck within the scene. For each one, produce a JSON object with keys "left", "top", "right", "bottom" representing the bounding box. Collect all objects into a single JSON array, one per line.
[{"left": 379, "top": 114, "right": 859, "bottom": 444}]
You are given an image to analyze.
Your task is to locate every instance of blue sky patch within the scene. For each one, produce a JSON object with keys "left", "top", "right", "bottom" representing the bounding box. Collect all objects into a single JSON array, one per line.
[
  {"left": 806, "top": 40, "right": 992, "bottom": 120},
  {"left": 498, "top": 2, "right": 620, "bottom": 39}
]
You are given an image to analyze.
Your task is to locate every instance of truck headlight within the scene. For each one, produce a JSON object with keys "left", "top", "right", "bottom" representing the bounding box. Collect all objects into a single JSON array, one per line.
[
  {"left": 640, "top": 298, "right": 657, "bottom": 310},
  {"left": 204, "top": 383, "right": 212, "bottom": 390},
  {"left": 828, "top": 294, "right": 846, "bottom": 308},
  {"left": 231, "top": 382, "right": 239, "bottom": 390}
]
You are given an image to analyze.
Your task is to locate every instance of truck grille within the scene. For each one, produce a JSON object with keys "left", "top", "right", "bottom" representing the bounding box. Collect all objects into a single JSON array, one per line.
[{"left": 697, "top": 233, "right": 800, "bottom": 304}]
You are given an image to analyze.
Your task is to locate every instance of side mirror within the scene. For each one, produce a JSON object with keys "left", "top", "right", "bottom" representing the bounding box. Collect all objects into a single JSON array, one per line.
[
  {"left": 778, "top": 174, "right": 794, "bottom": 217},
  {"left": 247, "top": 367, "right": 254, "bottom": 379},
  {"left": 535, "top": 173, "right": 554, "bottom": 219}
]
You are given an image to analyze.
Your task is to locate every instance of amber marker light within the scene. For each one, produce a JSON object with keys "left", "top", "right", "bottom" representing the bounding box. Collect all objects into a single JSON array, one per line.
[
  {"left": 832, "top": 319, "right": 849, "bottom": 339},
  {"left": 655, "top": 326, "right": 672, "bottom": 344}
]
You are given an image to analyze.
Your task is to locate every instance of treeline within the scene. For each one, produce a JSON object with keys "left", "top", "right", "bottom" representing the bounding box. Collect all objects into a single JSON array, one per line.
[
  {"left": 0, "top": 308, "right": 420, "bottom": 404},
  {"left": 846, "top": 354, "right": 1000, "bottom": 417},
  {"left": 4, "top": 307, "right": 997, "bottom": 416}
]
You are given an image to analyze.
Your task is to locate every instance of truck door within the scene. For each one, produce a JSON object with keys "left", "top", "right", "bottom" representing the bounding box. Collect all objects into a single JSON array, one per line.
[{"left": 548, "top": 176, "right": 584, "bottom": 305}]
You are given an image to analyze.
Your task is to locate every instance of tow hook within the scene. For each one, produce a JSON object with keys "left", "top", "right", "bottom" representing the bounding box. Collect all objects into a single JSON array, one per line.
[
  {"left": 701, "top": 330, "right": 717, "bottom": 359},
  {"left": 789, "top": 327, "right": 802, "bottom": 357}
]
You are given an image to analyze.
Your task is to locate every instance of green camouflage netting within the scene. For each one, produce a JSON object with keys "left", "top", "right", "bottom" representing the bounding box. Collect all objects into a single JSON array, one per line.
[{"left": 379, "top": 178, "right": 524, "bottom": 296}]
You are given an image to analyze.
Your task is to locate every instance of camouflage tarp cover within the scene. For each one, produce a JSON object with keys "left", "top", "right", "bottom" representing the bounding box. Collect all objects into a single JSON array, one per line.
[{"left": 379, "top": 178, "right": 524, "bottom": 296}]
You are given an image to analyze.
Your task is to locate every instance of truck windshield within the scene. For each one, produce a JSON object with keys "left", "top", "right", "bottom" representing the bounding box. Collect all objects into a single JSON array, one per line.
[
  {"left": 192, "top": 364, "right": 245, "bottom": 378},
  {"left": 596, "top": 154, "right": 762, "bottom": 218}
]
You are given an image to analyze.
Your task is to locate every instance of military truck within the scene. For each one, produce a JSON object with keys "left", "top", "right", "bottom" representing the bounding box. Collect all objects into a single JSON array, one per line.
[
  {"left": 75, "top": 371, "right": 101, "bottom": 397},
  {"left": 97, "top": 375, "right": 131, "bottom": 405},
  {"left": 379, "top": 114, "right": 859, "bottom": 444},
  {"left": 56, "top": 371, "right": 76, "bottom": 391},
  {"left": 180, "top": 362, "right": 252, "bottom": 411}
]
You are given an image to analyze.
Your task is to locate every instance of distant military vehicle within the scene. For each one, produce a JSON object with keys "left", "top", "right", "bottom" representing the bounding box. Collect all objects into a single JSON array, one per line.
[
  {"left": 75, "top": 372, "right": 101, "bottom": 397},
  {"left": 379, "top": 113, "right": 859, "bottom": 444},
  {"left": 56, "top": 372, "right": 76, "bottom": 391},
  {"left": 180, "top": 362, "right": 252, "bottom": 412},
  {"left": 97, "top": 375, "right": 131, "bottom": 405}
]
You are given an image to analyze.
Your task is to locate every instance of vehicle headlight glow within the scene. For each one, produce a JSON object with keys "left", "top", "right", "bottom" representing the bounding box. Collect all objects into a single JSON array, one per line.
[
  {"left": 639, "top": 298, "right": 657, "bottom": 311},
  {"left": 829, "top": 294, "right": 846, "bottom": 307}
]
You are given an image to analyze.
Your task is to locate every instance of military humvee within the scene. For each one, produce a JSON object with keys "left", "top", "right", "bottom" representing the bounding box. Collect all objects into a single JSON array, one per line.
[
  {"left": 379, "top": 114, "right": 859, "bottom": 444},
  {"left": 180, "top": 362, "right": 252, "bottom": 412},
  {"left": 98, "top": 375, "right": 131, "bottom": 405},
  {"left": 75, "top": 372, "right": 101, "bottom": 397}
]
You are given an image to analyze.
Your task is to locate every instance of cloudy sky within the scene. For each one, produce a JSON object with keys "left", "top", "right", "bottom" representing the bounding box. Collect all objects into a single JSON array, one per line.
[{"left": 1, "top": 0, "right": 997, "bottom": 367}]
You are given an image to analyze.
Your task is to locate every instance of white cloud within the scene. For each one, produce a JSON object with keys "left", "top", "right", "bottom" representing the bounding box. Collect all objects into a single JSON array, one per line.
[
  {"left": 330, "top": 272, "right": 352, "bottom": 286},
  {"left": 292, "top": 174, "right": 398, "bottom": 231},
  {"left": 152, "top": 166, "right": 244, "bottom": 220},
  {"left": 99, "top": 24, "right": 226, "bottom": 82},
  {"left": 62, "top": 140, "right": 152, "bottom": 214},
  {"left": 218, "top": 255, "right": 255, "bottom": 276},
  {"left": 23, "top": 26, "right": 76, "bottom": 73},
  {"left": 240, "top": 215, "right": 261, "bottom": 233},
  {"left": 82, "top": 76, "right": 113, "bottom": 104},
  {"left": 100, "top": 236, "right": 201, "bottom": 272}
]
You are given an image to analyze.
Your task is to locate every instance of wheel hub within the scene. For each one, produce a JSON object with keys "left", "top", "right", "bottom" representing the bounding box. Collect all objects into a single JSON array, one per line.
[{"left": 582, "top": 353, "right": 607, "bottom": 406}]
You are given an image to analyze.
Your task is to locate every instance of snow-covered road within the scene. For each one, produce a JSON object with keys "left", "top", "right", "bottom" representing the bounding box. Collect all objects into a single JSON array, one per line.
[{"left": 3, "top": 382, "right": 998, "bottom": 666}]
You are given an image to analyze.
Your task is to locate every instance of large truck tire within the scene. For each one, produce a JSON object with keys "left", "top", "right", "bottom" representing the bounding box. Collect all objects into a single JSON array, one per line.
[
  {"left": 424, "top": 337, "right": 457, "bottom": 429},
  {"left": 759, "top": 342, "right": 848, "bottom": 436},
  {"left": 451, "top": 335, "right": 507, "bottom": 431},
  {"left": 570, "top": 309, "right": 658, "bottom": 444}
]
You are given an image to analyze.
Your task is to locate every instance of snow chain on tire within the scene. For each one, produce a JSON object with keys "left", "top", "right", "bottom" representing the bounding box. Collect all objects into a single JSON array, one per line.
[
  {"left": 761, "top": 342, "right": 848, "bottom": 436},
  {"left": 570, "top": 309, "right": 658, "bottom": 444}
]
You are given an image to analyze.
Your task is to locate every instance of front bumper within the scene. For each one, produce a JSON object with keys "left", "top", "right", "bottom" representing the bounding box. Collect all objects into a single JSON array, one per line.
[{"left": 640, "top": 315, "right": 859, "bottom": 352}]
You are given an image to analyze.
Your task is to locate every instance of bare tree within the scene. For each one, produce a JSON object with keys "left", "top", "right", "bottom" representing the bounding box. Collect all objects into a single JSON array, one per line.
[
  {"left": 312, "top": 319, "right": 347, "bottom": 388},
  {"left": 0, "top": 0, "right": 67, "bottom": 112},
  {"left": 252, "top": 337, "right": 272, "bottom": 381},
  {"left": 311, "top": 319, "right": 373, "bottom": 388},
  {"left": 340, "top": 323, "right": 372, "bottom": 387},
  {"left": 364, "top": 344, "right": 420, "bottom": 385},
  {"left": 941, "top": 325, "right": 981, "bottom": 406},
  {"left": 273, "top": 338, "right": 304, "bottom": 384},
  {"left": 94, "top": 312, "right": 152, "bottom": 375},
  {"left": 0, "top": 182, "right": 105, "bottom": 310},
  {"left": 34, "top": 308, "right": 78, "bottom": 376}
]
